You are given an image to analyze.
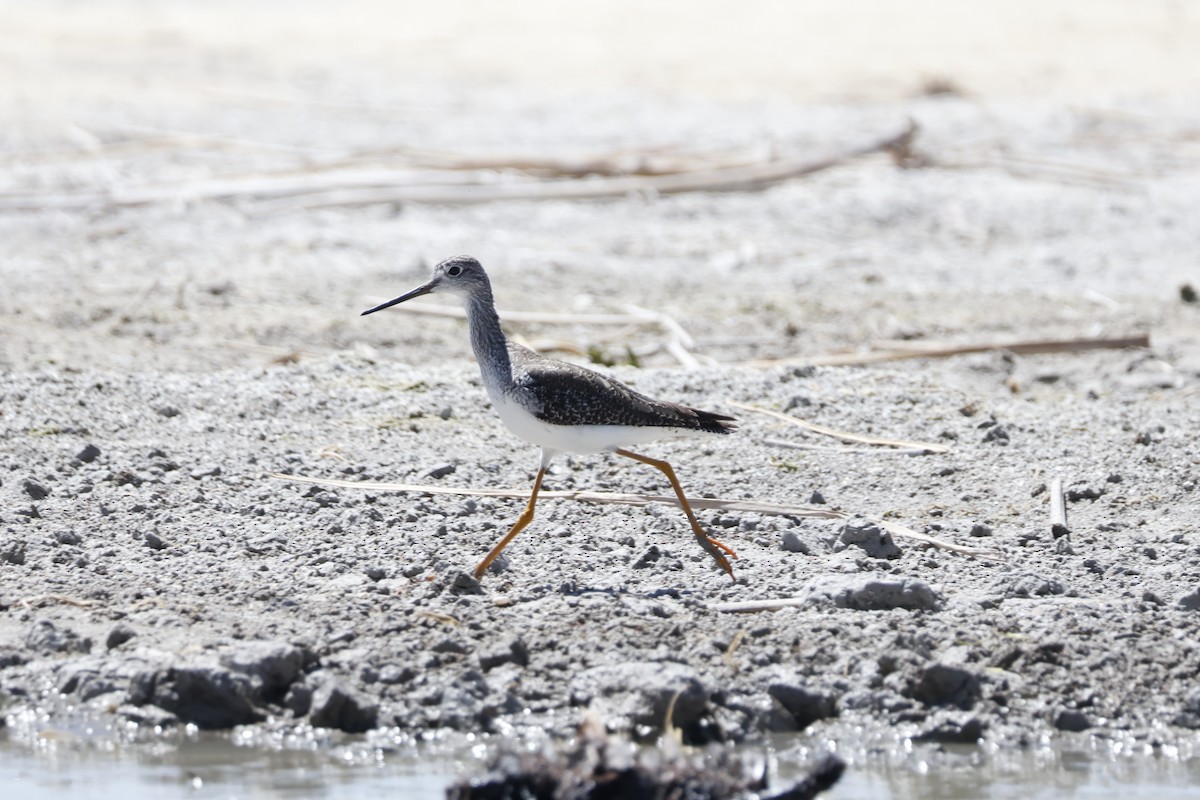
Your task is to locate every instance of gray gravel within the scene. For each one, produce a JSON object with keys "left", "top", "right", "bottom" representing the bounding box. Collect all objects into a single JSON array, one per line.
[{"left": 2, "top": 342, "right": 1199, "bottom": 749}]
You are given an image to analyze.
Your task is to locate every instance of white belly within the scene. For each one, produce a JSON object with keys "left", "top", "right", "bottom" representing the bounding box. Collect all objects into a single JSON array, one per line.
[{"left": 490, "top": 392, "right": 698, "bottom": 455}]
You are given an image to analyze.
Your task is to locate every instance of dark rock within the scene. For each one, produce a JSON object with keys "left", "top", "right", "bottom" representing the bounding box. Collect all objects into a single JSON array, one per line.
[
  {"left": 55, "top": 530, "right": 82, "bottom": 546},
  {"left": 135, "top": 666, "right": 264, "bottom": 729},
  {"left": 450, "top": 571, "right": 485, "bottom": 594},
  {"left": 427, "top": 463, "right": 456, "bottom": 479},
  {"left": 155, "top": 406, "right": 181, "bottom": 418},
  {"left": 1, "top": 540, "right": 26, "bottom": 565},
  {"left": 61, "top": 668, "right": 119, "bottom": 701},
  {"left": 308, "top": 681, "right": 378, "bottom": 733},
  {"left": 633, "top": 546, "right": 662, "bottom": 569},
  {"left": 1174, "top": 712, "right": 1200, "bottom": 730},
  {"left": 807, "top": 577, "right": 943, "bottom": 611},
  {"left": 1004, "top": 573, "right": 1065, "bottom": 598},
  {"left": 0, "top": 648, "right": 29, "bottom": 668},
  {"left": 1182, "top": 283, "right": 1198, "bottom": 304},
  {"left": 969, "top": 523, "right": 993, "bottom": 537},
  {"left": 479, "top": 637, "right": 530, "bottom": 671},
  {"left": 25, "top": 619, "right": 92, "bottom": 655},
  {"left": 23, "top": 479, "right": 50, "bottom": 500},
  {"left": 222, "top": 642, "right": 305, "bottom": 704},
  {"left": 912, "top": 663, "right": 981, "bottom": 709},
  {"left": 913, "top": 712, "right": 986, "bottom": 743},
  {"left": 808, "top": 490, "right": 826, "bottom": 505},
  {"left": 437, "top": 681, "right": 487, "bottom": 730},
  {"left": 445, "top": 719, "right": 844, "bottom": 800},
  {"left": 110, "top": 470, "right": 145, "bottom": 487},
  {"left": 106, "top": 623, "right": 137, "bottom": 650},
  {"left": 1178, "top": 589, "right": 1200, "bottom": 611},
  {"left": 143, "top": 531, "right": 167, "bottom": 550},
  {"left": 571, "top": 662, "right": 709, "bottom": 741},
  {"left": 835, "top": 519, "right": 901, "bottom": 559},
  {"left": 785, "top": 394, "right": 813, "bottom": 410},
  {"left": 378, "top": 664, "right": 416, "bottom": 685},
  {"left": 982, "top": 424, "right": 1010, "bottom": 445},
  {"left": 433, "top": 638, "right": 472, "bottom": 656},
  {"left": 1054, "top": 709, "right": 1091, "bottom": 732},
  {"left": 76, "top": 444, "right": 101, "bottom": 463},
  {"left": 284, "top": 682, "right": 313, "bottom": 716},
  {"left": 767, "top": 681, "right": 838, "bottom": 731}
]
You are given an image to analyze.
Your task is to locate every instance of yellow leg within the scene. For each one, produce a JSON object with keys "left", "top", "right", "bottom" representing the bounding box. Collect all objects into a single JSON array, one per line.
[
  {"left": 473, "top": 467, "right": 546, "bottom": 580},
  {"left": 615, "top": 448, "right": 737, "bottom": 580}
]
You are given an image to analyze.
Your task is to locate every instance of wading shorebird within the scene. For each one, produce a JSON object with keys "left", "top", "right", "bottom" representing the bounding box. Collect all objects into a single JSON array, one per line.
[{"left": 362, "top": 255, "right": 738, "bottom": 581}]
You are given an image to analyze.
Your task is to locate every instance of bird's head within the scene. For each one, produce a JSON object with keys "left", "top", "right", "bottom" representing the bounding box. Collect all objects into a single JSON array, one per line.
[{"left": 361, "top": 255, "right": 490, "bottom": 315}]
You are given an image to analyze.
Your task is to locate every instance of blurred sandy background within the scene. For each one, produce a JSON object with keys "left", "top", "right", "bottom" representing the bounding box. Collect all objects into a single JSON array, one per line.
[{"left": 4, "top": 0, "right": 1198, "bottom": 120}]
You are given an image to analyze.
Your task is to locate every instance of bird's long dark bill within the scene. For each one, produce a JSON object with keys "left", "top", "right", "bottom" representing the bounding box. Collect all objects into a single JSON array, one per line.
[{"left": 361, "top": 282, "right": 434, "bottom": 316}]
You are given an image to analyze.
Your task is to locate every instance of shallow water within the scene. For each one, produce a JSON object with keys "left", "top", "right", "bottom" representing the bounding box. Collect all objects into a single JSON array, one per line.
[{"left": 4, "top": 728, "right": 1200, "bottom": 800}]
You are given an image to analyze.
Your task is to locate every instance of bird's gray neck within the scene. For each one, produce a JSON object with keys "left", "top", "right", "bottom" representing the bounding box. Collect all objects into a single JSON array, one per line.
[{"left": 464, "top": 288, "right": 512, "bottom": 392}]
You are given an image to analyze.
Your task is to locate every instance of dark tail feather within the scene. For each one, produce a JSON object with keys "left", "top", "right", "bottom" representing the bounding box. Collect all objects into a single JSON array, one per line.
[{"left": 688, "top": 407, "right": 738, "bottom": 434}]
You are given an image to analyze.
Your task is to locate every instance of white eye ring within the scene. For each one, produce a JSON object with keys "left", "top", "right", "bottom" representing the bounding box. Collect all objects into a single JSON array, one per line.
[{"left": 447, "top": 265, "right": 462, "bottom": 276}]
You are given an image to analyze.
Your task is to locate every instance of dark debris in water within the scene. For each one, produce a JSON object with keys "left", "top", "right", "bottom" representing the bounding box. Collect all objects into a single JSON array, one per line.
[{"left": 446, "top": 718, "right": 844, "bottom": 800}]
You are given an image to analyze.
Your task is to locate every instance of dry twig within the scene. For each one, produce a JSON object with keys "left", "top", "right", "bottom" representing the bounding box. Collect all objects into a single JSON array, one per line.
[
  {"left": 18, "top": 594, "right": 96, "bottom": 610},
  {"left": 729, "top": 401, "right": 950, "bottom": 454},
  {"left": 752, "top": 333, "right": 1150, "bottom": 368},
  {"left": 1049, "top": 477, "right": 1068, "bottom": 538},
  {"left": 268, "top": 472, "right": 1002, "bottom": 561}
]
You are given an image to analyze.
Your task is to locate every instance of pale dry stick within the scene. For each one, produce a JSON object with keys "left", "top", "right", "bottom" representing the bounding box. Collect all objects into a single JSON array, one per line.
[
  {"left": 353, "top": 146, "right": 769, "bottom": 178},
  {"left": 280, "top": 140, "right": 719, "bottom": 176},
  {"left": 709, "top": 598, "right": 815, "bottom": 613},
  {"left": 247, "top": 121, "right": 919, "bottom": 213},
  {"left": 764, "top": 438, "right": 939, "bottom": 456},
  {"left": 753, "top": 333, "right": 1152, "bottom": 368},
  {"left": 621, "top": 304, "right": 696, "bottom": 349},
  {"left": 993, "top": 154, "right": 1139, "bottom": 188},
  {"left": 201, "top": 84, "right": 453, "bottom": 114},
  {"left": 1050, "top": 477, "right": 1069, "bottom": 537},
  {"left": 0, "top": 168, "right": 493, "bottom": 211},
  {"left": 18, "top": 594, "right": 96, "bottom": 610},
  {"left": 0, "top": 136, "right": 204, "bottom": 167},
  {"left": 621, "top": 303, "right": 702, "bottom": 369},
  {"left": 723, "top": 629, "right": 747, "bottom": 672},
  {"left": 2, "top": 122, "right": 916, "bottom": 211},
  {"left": 114, "top": 123, "right": 329, "bottom": 156},
  {"left": 268, "top": 472, "right": 1003, "bottom": 561},
  {"left": 729, "top": 401, "right": 950, "bottom": 454}
]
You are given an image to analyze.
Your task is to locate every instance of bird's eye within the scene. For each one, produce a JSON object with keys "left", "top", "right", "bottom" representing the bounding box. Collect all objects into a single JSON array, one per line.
[{"left": 447, "top": 264, "right": 462, "bottom": 277}]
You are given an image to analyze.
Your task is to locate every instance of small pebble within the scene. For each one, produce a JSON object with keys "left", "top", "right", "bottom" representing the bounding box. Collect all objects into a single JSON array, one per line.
[
  {"left": 55, "top": 530, "right": 82, "bottom": 546},
  {"left": 106, "top": 623, "right": 136, "bottom": 650},
  {"left": 23, "top": 479, "right": 50, "bottom": 501},
  {"left": 781, "top": 531, "right": 809, "bottom": 554},
  {"left": 190, "top": 464, "right": 222, "bottom": 479}
]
